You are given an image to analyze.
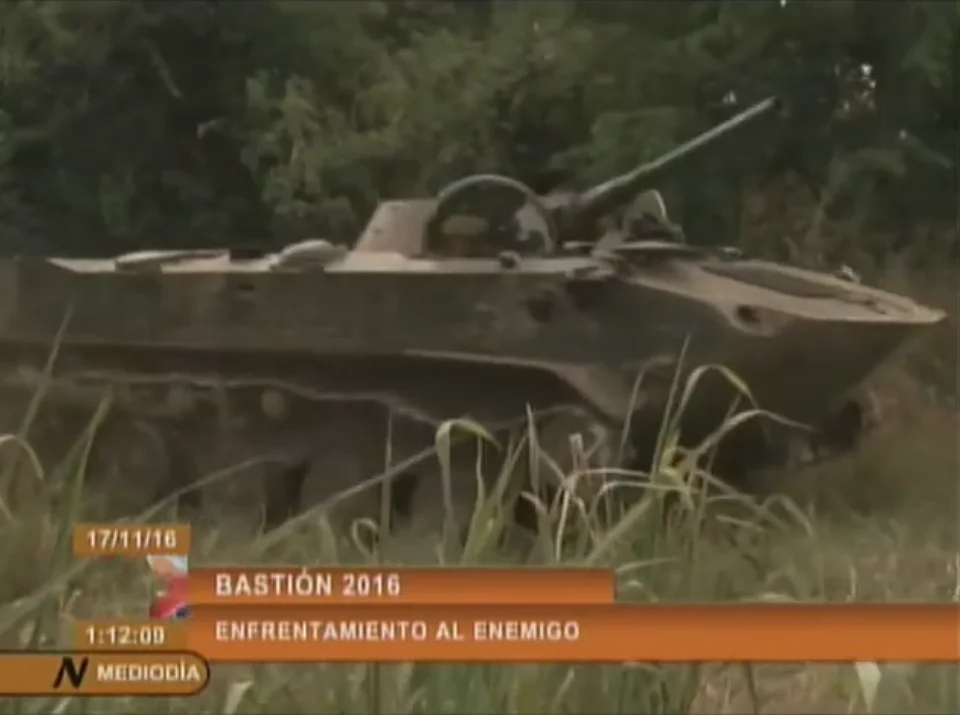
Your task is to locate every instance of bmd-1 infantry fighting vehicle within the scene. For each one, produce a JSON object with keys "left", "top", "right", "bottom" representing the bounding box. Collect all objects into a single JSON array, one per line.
[{"left": 0, "top": 97, "right": 945, "bottom": 529}]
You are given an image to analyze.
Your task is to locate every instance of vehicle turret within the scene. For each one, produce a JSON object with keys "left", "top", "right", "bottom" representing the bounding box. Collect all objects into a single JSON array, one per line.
[
  {"left": 550, "top": 96, "right": 782, "bottom": 241},
  {"left": 416, "top": 96, "right": 783, "bottom": 257}
]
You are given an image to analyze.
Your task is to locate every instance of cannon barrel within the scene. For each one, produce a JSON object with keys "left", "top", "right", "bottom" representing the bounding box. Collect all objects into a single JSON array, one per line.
[{"left": 556, "top": 96, "right": 782, "bottom": 239}]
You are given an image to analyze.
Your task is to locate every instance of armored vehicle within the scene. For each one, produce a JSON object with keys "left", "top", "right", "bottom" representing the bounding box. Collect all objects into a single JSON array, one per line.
[{"left": 0, "top": 97, "right": 945, "bottom": 530}]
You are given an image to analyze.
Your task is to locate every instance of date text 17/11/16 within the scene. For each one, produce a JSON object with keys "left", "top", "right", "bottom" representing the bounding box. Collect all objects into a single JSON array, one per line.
[{"left": 84, "top": 527, "right": 180, "bottom": 554}]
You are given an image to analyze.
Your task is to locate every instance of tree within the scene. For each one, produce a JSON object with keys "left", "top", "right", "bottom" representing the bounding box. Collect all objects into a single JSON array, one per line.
[{"left": 0, "top": 0, "right": 953, "bottom": 258}]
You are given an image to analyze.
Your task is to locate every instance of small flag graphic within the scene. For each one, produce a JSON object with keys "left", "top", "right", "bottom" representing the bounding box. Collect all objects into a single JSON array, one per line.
[{"left": 146, "top": 555, "right": 189, "bottom": 620}]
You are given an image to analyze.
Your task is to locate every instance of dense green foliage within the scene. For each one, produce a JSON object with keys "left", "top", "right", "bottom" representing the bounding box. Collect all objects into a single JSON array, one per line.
[{"left": 0, "top": 0, "right": 955, "bottom": 256}]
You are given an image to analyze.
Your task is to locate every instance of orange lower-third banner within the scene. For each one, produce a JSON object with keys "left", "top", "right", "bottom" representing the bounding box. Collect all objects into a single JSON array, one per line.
[
  {"left": 83, "top": 603, "right": 960, "bottom": 663},
  {"left": 0, "top": 651, "right": 210, "bottom": 697}
]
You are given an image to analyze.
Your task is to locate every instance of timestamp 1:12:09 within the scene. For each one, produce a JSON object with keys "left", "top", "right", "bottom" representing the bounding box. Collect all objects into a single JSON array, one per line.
[{"left": 83, "top": 624, "right": 169, "bottom": 649}]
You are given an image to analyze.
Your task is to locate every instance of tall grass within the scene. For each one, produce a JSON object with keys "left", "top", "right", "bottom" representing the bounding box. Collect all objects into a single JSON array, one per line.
[{"left": 0, "top": 262, "right": 956, "bottom": 715}]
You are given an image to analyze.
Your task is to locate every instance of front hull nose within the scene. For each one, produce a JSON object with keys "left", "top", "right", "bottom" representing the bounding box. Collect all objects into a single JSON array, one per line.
[
  {"left": 646, "top": 256, "right": 947, "bottom": 423},
  {"left": 720, "top": 319, "right": 924, "bottom": 423},
  {"left": 615, "top": 305, "right": 938, "bottom": 477}
]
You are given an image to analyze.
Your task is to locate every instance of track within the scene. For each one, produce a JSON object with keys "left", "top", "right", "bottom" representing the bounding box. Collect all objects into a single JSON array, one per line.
[
  {"left": 0, "top": 341, "right": 878, "bottom": 537},
  {"left": 0, "top": 356, "right": 622, "bottom": 536}
]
